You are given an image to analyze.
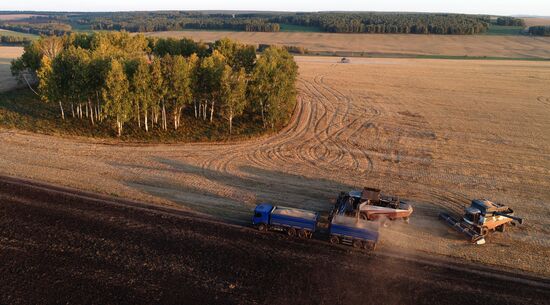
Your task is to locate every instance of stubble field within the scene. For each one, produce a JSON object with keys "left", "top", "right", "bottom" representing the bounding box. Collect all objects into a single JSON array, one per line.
[
  {"left": 145, "top": 31, "right": 550, "bottom": 59},
  {"left": 0, "top": 46, "right": 23, "bottom": 92},
  {"left": 523, "top": 17, "right": 550, "bottom": 27},
  {"left": 1, "top": 56, "right": 549, "bottom": 276}
]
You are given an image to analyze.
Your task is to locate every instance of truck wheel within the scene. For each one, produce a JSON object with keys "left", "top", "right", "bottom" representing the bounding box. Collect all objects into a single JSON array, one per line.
[
  {"left": 353, "top": 240, "right": 362, "bottom": 248},
  {"left": 298, "top": 229, "right": 307, "bottom": 239},
  {"left": 329, "top": 235, "right": 339, "bottom": 244},
  {"left": 481, "top": 226, "right": 489, "bottom": 236},
  {"left": 258, "top": 224, "right": 267, "bottom": 232},
  {"left": 369, "top": 242, "right": 377, "bottom": 251},
  {"left": 497, "top": 224, "right": 506, "bottom": 233},
  {"left": 287, "top": 228, "right": 296, "bottom": 237}
]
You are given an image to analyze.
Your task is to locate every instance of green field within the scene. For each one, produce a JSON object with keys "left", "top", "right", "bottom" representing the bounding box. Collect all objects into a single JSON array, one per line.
[
  {"left": 0, "top": 29, "right": 38, "bottom": 39},
  {"left": 484, "top": 25, "right": 525, "bottom": 36}
]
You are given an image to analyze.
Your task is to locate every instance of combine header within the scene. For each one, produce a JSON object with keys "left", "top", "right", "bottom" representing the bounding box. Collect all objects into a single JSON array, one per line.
[{"left": 439, "top": 199, "right": 523, "bottom": 244}]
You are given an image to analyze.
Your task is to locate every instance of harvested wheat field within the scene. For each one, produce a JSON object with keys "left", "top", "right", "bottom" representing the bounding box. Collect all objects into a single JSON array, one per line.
[
  {"left": 0, "top": 46, "right": 23, "bottom": 92},
  {"left": 523, "top": 17, "right": 550, "bottom": 27},
  {"left": 145, "top": 31, "right": 550, "bottom": 59},
  {"left": 1, "top": 57, "right": 550, "bottom": 276},
  {"left": 0, "top": 14, "right": 44, "bottom": 21}
]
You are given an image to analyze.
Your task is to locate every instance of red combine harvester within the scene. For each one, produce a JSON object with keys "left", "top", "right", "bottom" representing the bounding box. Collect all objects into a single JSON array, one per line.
[{"left": 330, "top": 187, "right": 413, "bottom": 225}]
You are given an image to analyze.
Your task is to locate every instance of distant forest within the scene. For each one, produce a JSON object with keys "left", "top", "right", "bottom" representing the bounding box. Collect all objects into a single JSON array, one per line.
[{"left": 0, "top": 11, "right": 529, "bottom": 36}]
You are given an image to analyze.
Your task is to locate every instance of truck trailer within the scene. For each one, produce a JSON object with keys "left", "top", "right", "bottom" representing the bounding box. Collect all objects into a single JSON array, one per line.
[
  {"left": 329, "top": 215, "right": 379, "bottom": 250},
  {"left": 252, "top": 204, "right": 319, "bottom": 238}
]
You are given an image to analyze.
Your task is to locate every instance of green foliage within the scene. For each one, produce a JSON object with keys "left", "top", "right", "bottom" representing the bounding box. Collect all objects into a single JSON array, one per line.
[
  {"left": 251, "top": 46, "right": 298, "bottom": 129},
  {"left": 494, "top": 17, "right": 525, "bottom": 27},
  {"left": 150, "top": 37, "right": 209, "bottom": 57},
  {"left": 271, "top": 12, "right": 490, "bottom": 34},
  {"left": 0, "top": 35, "right": 32, "bottom": 45},
  {"left": 220, "top": 66, "right": 247, "bottom": 134},
  {"left": 528, "top": 26, "right": 550, "bottom": 36},
  {"left": 213, "top": 38, "right": 256, "bottom": 72},
  {"left": 0, "top": 15, "right": 71, "bottom": 35},
  {"left": 102, "top": 59, "right": 130, "bottom": 136},
  {"left": 2, "top": 12, "right": 503, "bottom": 35},
  {"left": 10, "top": 32, "right": 296, "bottom": 139}
]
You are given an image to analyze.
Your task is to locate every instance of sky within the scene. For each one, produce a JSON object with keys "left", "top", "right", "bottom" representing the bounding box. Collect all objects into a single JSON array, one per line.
[{"left": 2, "top": 0, "right": 550, "bottom": 16}]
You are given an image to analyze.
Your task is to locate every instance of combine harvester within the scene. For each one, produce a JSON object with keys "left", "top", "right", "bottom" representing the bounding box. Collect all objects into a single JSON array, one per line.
[
  {"left": 439, "top": 199, "right": 523, "bottom": 244},
  {"left": 331, "top": 187, "right": 413, "bottom": 225}
]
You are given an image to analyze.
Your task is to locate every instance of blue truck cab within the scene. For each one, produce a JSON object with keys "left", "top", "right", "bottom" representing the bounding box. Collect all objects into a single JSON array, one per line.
[{"left": 252, "top": 203, "right": 319, "bottom": 238}]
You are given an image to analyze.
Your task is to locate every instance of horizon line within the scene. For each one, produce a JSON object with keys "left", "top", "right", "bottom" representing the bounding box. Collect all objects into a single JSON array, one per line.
[{"left": 0, "top": 9, "right": 548, "bottom": 17}]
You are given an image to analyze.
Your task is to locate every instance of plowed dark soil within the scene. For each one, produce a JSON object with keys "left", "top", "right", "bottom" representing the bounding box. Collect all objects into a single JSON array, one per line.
[{"left": 0, "top": 176, "right": 548, "bottom": 305}]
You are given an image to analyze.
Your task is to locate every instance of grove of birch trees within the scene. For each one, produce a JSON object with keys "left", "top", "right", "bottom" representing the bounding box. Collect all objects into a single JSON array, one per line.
[{"left": 11, "top": 32, "right": 298, "bottom": 137}]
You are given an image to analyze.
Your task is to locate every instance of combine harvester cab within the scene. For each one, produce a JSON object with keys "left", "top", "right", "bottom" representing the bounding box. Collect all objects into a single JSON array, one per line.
[
  {"left": 439, "top": 199, "right": 523, "bottom": 244},
  {"left": 252, "top": 203, "right": 319, "bottom": 239},
  {"left": 329, "top": 215, "right": 379, "bottom": 250}
]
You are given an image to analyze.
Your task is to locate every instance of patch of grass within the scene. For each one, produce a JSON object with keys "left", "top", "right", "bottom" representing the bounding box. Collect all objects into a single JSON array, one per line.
[
  {"left": 484, "top": 25, "right": 524, "bottom": 36},
  {"left": 0, "top": 29, "right": 38, "bottom": 39},
  {"left": 0, "top": 88, "right": 272, "bottom": 143},
  {"left": 69, "top": 22, "right": 93, "bottom": 32},
  {"left": 279, "top": 24, "right": 322, "bottom": 33}
]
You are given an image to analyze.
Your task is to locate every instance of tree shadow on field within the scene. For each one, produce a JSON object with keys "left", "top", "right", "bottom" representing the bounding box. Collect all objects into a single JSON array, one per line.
[{"left": 115, "top": 156, "right": 355, "bottom": 224}]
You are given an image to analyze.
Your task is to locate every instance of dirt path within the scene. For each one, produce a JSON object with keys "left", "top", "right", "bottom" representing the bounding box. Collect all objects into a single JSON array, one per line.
[
  {"left": 1, "top": 176, "right": 549, "bottom": 305},
  {"left": 1, "top": 57, "right": 549, "bottom": 276}
]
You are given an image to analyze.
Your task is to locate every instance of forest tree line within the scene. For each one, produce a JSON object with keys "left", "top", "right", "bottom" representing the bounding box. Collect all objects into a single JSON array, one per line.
[
  {"left": 0, "top": 35, "right": 32, "bottom": 45},
  {"left": 1, "top": 11, "right": 523, "bottom": 35},
  {"left": 528, "top": 26, "right": 550, "bottom": 36},
  {"left": 494, "top": 17, "right": 525, "bottom": 27},
  {"left": 82, "top": 12, "right": 492, "bottom": 34},
  {"left": 0, "top": 23, "right": 71, "bottom": 36},
  {"left": 10, "top": 32, "right": 298, "bottom": 137}
]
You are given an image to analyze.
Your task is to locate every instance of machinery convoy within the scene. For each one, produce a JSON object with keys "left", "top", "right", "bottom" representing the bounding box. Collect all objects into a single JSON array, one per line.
[{"left": 251, "top": 187, "right": 523, "bottom": 250}]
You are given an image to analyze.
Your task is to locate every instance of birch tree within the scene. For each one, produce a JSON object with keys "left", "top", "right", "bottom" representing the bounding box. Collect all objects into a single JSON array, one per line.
[
  {"left": 102, "top": 59, "right": 130, "bottom": 136},
  {"left": 220, "top": 66, "right": 247, "bottom": 134}
]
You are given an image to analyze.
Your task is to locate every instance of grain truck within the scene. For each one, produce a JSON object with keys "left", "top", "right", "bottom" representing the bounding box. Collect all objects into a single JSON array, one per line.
[{"left": 252, "top": 204, "right": 319, "bottom": 238}]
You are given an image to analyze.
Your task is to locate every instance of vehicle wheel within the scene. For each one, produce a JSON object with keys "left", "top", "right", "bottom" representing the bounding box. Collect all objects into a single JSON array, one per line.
[
  {"left": 497, "top": 224, "right": 506, "bottom": 233},
  {"left": 257, "top": 223, "right": 267, "bottom": 232},
  {"left": 360, "top": 213, "right": 368, "bottom": 220},
  {"left": 298, "top": 229, "right": 307, "bottom": 239},
  {"left": 287, "top": 228, "right": 297, "bottom": 237},
  {"left": 329, "top": 235, "right": 339, "bottom": 244},
  {"left": 369, "top": 242, "right": 377, "bottom": 251},
  {"left": 404, "top": 217, "right": 410, "bottom": 224},
  {"left": 481, "top": 226, "right": 489, "bottom": 236},
  {"left": 353, "top": 240, "right": 362, "bottom": 248}
]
